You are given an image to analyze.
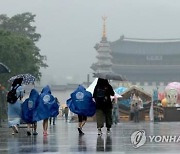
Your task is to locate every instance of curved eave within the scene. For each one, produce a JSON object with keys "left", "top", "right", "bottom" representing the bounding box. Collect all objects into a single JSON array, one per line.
[
  {"left": 112, "top": 64, "right": 180, "bottom": 74},
  {"left": 96, "top": 55, "right": 113, "bottom": 59},
  {"left": 110, "top": 37, "right": 180, "bottom": 55},
  {"left": 92, "top": 63, "right": 113, "bottom": 68}
]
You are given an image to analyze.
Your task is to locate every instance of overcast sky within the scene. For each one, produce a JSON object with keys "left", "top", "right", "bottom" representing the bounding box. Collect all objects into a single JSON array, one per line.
[{"left": 1, "top": 0, "right": 180, "bottom": 85}]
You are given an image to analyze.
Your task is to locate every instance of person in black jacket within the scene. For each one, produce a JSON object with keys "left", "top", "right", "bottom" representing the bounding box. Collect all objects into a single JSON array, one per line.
[{"left": 93, "top": 78, "right": 114, "bottom": 135}]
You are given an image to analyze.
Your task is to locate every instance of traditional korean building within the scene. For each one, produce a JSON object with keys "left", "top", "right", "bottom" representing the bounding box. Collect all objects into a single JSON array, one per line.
[
  {"left": 91, "top": 19, "right": 180, "bottom": 85},
  {"left": 110, "top": 36, "right": 180, "bottom": 85}
]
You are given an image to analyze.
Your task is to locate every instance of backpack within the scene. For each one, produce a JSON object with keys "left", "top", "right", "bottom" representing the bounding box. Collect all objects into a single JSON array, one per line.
[
  {"left": 95, "top": 88, "right": 107, "bottom": 102},
  {"left": 7, "top": 86, "right": 19, "bottom": 104}
]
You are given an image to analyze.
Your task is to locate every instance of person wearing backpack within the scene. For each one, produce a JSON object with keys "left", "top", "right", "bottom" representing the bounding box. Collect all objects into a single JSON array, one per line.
[
  {"left": 93, "top": 78, "right": 115, "bottom": 135},
  {"left": 7, "top": 78, "right": 24, "bottom": 135}
]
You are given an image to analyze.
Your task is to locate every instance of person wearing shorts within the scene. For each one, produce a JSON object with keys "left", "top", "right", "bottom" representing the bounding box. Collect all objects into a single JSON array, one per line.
[{"left": 77, "top": 115, "right": 87, "bottom": 135}]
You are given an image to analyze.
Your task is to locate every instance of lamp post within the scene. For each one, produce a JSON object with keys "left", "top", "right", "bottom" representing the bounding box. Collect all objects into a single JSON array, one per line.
[
  {"left": 0, "top": 85, "right": 7, "bottom": 127},
  {"left": 0, "top": 62, "right": 10, "bottom": 127},
  {"left": 87, "top": 74, "right": 90, "bottom": 87},
  {"left": 0, "top": 89, "right": 2, "bottom": 127}
]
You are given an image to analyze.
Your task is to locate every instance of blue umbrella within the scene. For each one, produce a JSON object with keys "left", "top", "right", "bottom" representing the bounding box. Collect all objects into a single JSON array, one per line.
[{"left": 115, "top": 87, "right": 127, "bottom": 94}]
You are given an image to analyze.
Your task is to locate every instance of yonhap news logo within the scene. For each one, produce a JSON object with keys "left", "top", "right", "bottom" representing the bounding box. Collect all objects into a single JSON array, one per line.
[
  {"left": 131, "top": 130, "right": 180, "bottom": 148},
  {"left": 131, "top": 130, "right": 146, "bottom": 148}
]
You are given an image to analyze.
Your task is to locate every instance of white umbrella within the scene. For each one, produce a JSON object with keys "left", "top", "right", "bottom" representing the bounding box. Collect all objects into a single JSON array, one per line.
[
  {"left": 86, "top": 78, "right": 122, "bottom": 99},
  {"left": 86, "top": 78, "right": 98, "bottom": 94}
]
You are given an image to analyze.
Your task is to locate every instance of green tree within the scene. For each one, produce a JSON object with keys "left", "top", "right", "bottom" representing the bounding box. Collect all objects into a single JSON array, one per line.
[
  {"left": 0, "top": 12, "right": 41, "bottom": 42},
  {"left": 0, "top": 12, "right": 48, "bottom": 88},
  {"left": 0, "top": 30, "right": 46, "bottom": 87}
]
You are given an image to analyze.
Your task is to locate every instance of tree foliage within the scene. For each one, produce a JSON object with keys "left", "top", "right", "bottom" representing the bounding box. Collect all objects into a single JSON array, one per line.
[
  {"left": 0, "top": 12, "right": 41, "bottom": 42},
  {"left": 0, "top": 12, "right": 48, "bottom": 88}
]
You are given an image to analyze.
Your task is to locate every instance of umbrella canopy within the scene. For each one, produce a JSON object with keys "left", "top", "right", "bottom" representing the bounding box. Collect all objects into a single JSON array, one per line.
[
  {"left": 93, "top": 72, "right": 126, "bottom": 81},
  {"left": 0, "top": 62, "right": 10, "bottom": 74},
  {"left": 8, "top": 73, "right": 35, "bottom": 85},
  {"left": 86, "top": 78, "right": 98, "bottom": 94},
  {"left": 86, "top": 78, "right": 122, "bottom": 99},
  {"left": 115, "top": 86, "right": 127, "bottom": 94}
]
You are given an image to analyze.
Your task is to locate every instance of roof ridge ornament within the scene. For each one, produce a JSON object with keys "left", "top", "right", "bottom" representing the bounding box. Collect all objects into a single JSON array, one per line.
[{"left": 102, "top": 16, "right": 107, "bottom": 38}]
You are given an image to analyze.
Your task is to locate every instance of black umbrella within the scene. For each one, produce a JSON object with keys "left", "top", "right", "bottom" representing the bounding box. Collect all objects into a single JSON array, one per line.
[
  {"left": 0, "top": 63, "right": 10, "bottom": 74},
  {"left": 93, "top": 72, "right": 126, "bottom": 81}
]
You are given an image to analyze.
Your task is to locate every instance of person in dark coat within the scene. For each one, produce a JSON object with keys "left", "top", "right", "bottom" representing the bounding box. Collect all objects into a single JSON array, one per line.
[
  {"left": 134, "top": 103, "right": 140, "bottom": 123},
  {"left": 64, "top": 106, "right": 69, "bottom": 122},
  {"left": 93, "top": 78, "right": 114, "bottom": 135}
]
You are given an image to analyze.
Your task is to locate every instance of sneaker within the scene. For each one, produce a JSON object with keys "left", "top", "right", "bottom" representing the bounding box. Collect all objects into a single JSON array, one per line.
[
  {"left": 27, "top": 131, "right": 31, "bottom": 136},
  {"left": 12, "top": 125, "right": 18, "bottom": 133},
  {"left": 33, "top": 132, "right": 38, "bottom": 135},
  {"left": 98, "top": 129, "right": 102, "bottom": 135},
  {"left": 78, "top": 127, "right": 84, "bottom": 135}
]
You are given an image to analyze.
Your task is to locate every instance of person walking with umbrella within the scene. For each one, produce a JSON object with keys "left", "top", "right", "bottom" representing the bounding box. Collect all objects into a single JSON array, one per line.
[
  {"left": 7, "top": 78, "right": 24, "bottom": 135},
  {"left": 93, "top": 78, "right": 115, "bottom": 135},
  {"left": 8, "top": 73, "right": 36, "bottom": 135}
]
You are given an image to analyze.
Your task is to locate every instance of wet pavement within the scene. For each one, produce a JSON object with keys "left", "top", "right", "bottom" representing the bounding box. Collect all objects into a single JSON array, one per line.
[{"left": 1, "top": 119, "right": 180, "bottom": 154}]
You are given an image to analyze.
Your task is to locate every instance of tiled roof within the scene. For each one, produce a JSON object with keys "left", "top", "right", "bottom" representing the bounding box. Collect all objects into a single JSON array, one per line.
[{"left": 110, "top": 37, "right": 180, "bottom": 55}]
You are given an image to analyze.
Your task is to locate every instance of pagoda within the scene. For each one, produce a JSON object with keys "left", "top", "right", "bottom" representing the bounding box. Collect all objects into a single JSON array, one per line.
[{"left": 91, "top": 17, "right": 113, "bottom": 74}]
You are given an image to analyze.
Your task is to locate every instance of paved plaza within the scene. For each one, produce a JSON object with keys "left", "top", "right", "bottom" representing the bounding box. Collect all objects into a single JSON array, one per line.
[{"left": 1, "top": 119, "right": 180, "bottom": 154}]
